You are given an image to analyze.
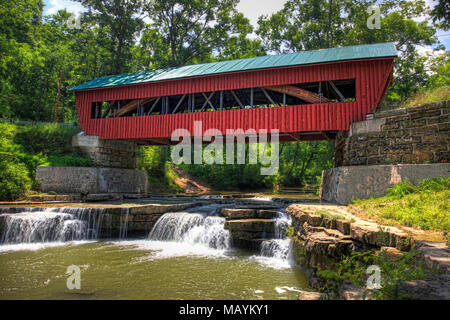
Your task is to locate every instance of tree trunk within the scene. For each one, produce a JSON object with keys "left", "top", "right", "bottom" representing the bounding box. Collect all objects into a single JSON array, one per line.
[{"left": 54, "top": 71, "right": 63, "bottom": 123}]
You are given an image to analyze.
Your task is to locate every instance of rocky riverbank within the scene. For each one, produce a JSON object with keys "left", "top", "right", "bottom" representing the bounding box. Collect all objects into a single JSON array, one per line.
[{"left": 286, "top": 203, "right": 450, "bottom": 300}]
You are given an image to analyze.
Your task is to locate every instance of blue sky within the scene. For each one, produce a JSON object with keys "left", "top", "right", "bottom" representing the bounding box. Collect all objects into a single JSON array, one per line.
[{"left": 43, "top": 0, "right": 449, "bottom": 51}]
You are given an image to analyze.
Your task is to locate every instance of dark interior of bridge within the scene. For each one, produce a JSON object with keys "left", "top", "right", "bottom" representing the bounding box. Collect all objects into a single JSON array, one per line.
[{"left": 90, "top": 78, "right": 356, "bottom": 119}]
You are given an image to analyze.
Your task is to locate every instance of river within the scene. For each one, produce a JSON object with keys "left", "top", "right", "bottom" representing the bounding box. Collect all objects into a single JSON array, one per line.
[{"left": 0, "top": 200, "right": 312, "bottom": 299}]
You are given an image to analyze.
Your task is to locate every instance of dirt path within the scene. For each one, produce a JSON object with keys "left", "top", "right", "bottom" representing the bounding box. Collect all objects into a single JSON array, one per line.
[{"left": 170, "top": 165, "right": 212, "bottom": 194}]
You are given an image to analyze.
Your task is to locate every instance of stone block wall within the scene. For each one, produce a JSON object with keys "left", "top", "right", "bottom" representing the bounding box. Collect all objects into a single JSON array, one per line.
[
  {"left": 334, "top": 100, "right": 450, "bottom": 167},
  {"left": 36, "top": 166, "right": 148, "bottom": 194},
  {"left": 72, "top": 132, "right": 137, "bottom": 169},
  {"left": 321, "top": 163, "right": 450, "bottom": 204}
]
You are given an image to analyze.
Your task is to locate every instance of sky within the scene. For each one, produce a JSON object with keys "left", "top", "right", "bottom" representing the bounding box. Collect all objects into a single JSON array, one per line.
[{"left": 42, "top": 0, "right": 449, "bottom": 50}]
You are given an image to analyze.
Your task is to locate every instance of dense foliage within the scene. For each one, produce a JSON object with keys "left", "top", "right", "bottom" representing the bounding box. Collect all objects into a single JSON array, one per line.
[
  {"left": 317, "top": 250, "right": 429, "bottom": 300},
  {"left": 0, "top": 123, "right": 92, "bottom": 200}
]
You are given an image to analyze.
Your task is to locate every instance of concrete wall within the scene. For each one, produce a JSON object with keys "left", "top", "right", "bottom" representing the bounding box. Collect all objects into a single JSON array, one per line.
[
  {"left": 320, "top": 163, "right": 450, "bottom": 204},
  {"left": 72, "top": 132, "right": 137, "bottom": 169},
  {"left": 36, "top": 166, "right": 148, "bottom": 194},
  {"left": 334, "top": 100, "right": 450, "bottom": 166}
]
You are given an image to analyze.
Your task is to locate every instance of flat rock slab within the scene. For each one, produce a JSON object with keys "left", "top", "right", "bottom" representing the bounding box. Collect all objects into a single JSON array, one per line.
[
  {"left": 298, "top": 291, "right": 325, "bottom": 300},
  {"left": 339, "top": 282, "right": 372, "bottom": 300},
  {"left": 416, "top": 241, "right": 450, "bottom": 274},
  {"left": 224, "top": 219, "right": 276, "bottom": 233},
  {"left": 286, "top": 203, "right": 413, "bottom": 250},
  {"left": 399, "top": 274, "right": 450, "bottom": 300},
  {"left": 221, "top": 208, "right": 278, "bottom": 220}
]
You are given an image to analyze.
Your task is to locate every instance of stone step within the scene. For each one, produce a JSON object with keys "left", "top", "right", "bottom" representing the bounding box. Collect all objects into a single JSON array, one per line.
[
  {"left": 286, "top": 204, "right": 413, "bottom": 251},
  {"left": 224, "top": 219, "right": 276, "bottom": 233},
  {"left": 224, "top": 218, "right": 277, "bottom": 242},
  {"left": 221, "top": 208, "right": 278, "bottom": 220}
]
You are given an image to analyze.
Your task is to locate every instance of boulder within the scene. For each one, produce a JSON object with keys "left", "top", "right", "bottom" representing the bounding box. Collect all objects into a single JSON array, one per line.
[
  {"left": 298, "top": 291, "right": 325, "bottom": 300},
  {"left": 398, "top": 274, "right": 450, "bottom": 300},
  {"left": 339, "top": 282, "right": 372, "bottom": 300}
]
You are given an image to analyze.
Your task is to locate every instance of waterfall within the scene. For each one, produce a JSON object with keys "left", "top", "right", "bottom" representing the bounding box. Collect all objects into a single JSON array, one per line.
[
  {"left": 149, "top": 212, "right": 230, "bottom": 250},
  {"left": 255, "top": 210, "right": 295, "bottom": 267},
  {"left": 273, "top": 210, "right": 291, "bottom": 239},
  {"left": 119, "top": 208, "right": 129, "bottom": 239},
  {"left": 0, "top": 207, "right": 110, "bottom": 244},
  {"left": 260, "top": 239, "right": 292, "bottom": 260}
]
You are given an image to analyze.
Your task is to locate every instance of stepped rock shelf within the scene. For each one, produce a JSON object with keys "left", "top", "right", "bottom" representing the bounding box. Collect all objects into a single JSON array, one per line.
[
  {"left": 221, "top": 206, "right": 287, "bottom": 250},
  {"left": 286, "top": 203, "right": 450, "bottom": 300},
  {"left": 0, "top": 202, "right": 200, "bottom": 239}
]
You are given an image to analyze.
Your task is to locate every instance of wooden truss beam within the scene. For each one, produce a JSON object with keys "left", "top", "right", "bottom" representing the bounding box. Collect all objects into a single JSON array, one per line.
[
  {"left": 147, "top": 137, "right": 171, "bottom": 145},
  {"left": 116, "top": 97, "right": 155, "bottom": 117},
  {"left": 264, "top": 85, "right": 330, "bottom": 104}
]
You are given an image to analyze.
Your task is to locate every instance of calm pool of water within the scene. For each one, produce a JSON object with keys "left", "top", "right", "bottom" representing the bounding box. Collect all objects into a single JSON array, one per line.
[{"left": 0, "top": 240, "right": 310, "bottom": 300}]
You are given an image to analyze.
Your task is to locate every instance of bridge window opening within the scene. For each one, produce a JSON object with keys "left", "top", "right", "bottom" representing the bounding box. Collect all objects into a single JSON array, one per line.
[{"left": 90, "top": 79, "right": 355, "bottom": 119}]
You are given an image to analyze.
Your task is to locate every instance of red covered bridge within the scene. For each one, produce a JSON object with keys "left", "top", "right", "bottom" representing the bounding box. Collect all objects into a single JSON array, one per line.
[{"left": 71, "top": 42, "right": 397, "bottom": 145}]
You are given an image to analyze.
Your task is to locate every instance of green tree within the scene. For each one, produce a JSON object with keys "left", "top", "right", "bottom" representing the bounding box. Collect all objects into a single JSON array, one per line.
[
  {"left": 431, "top": 0, "right": 449, "bottom": 30},
  {"left": 138, "top": 0, "right": 259, "bottom": 69},
  {"left": 256, "top": 0, "right": 441, "bottom": 104},
  {"left": 277, "top": 141, "right": 333, "bottom": 187},
  {"left": 75, "top": 0, "right": 146, "bottom": 74},
  {"left": 256, "top": 0, "right": 349, "bottom": 53}
]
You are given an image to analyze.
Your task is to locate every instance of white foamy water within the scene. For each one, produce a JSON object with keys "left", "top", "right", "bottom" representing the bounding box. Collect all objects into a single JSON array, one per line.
[
  {"left": 149, "top": 212, "right": 230, "bottom": 250},
  {"left": 250, "top": 210, "right": 296, "bottom": 269},
  {"left": 116, "top": 208, "right": 296, "bottom": 269},
  {"left": 0, "top": 240, "right": 94, "bottom": 253},
  {"left": 251, "top": 196, "right": 273, "bottom": 202},
  {"left": 0, "top": 205, "right": 297, "bottom": 270},
  {"left": 107, "top": 209, "right": 233, "bottom": 260},
  {"left": 113, "top": 239, "right": 231, "bottom": 260},
  {"left": 0, "top": 207, "right": 110, "bottom": 246}
]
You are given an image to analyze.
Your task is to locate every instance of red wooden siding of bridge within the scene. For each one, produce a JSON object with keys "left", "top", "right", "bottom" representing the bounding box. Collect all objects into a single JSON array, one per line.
[{"left": 75, "top": 58, "right": 394, "bottom": 141}]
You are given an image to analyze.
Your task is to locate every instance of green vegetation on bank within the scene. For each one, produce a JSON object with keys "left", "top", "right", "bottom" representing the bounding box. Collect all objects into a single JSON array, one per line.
[
  {"left": 405, "top": 85, "right": 450, "bottom": 107},
  {"left": 137, "top": 146, "right": 181, "bottom": 193},
  {"left": 317, "top": 250, "right": 429, "bottom": 300},
  {"left": 351, "top": 178, "right": 450, "bottom": 232},
  {"left": 0, "top": 122, "right": 92, "bottom": 200},
  {"left": 138, "top": 141, "right": 333, "bottom": 191},
  {"left": 404, "top": 52, "right": 450, "bottom": 107}
]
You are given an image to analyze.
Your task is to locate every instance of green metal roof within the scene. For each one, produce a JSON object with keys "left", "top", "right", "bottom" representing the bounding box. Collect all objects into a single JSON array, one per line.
[{"left": 71, "top": 42, "right": 397, "bottom": 91}]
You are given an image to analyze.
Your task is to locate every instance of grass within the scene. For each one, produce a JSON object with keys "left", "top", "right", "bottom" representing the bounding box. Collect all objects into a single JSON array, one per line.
[
  {"left": 351, "top": 178, "right": 450, "bottom": 232},
  {"left": 404, "top": 85, "right": 450, "bottom": 107},
  {"left": 316, "top": 209, "right": 345, "bottom": 221}
]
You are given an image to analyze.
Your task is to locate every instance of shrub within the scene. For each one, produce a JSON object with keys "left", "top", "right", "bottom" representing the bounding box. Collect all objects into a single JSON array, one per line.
[
  {"left": 45, "top": 154, "right": 94, "bottom": 167},
  {"left": 0, "top": 123, "right": 92, "bottom": 199},
  {"left": 317, "top": 250, "right": 428, "bottom": 300},
  {"left": 386, "top": 181, "right": 418, "bottom": 198},
  {"left": 14, "top": 123, "right": 80, "bottom": 155},
  {"left": 0, "top": 161, "right": 31, "bottom": 200}
]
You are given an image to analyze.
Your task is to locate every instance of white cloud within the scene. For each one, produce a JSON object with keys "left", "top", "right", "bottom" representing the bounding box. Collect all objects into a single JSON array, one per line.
[
  {"left": 237, "top": 0, "right": 286, "bottom": 27},
  {"left": 45, "top": 0, "right": 85, "bottom": 16}
]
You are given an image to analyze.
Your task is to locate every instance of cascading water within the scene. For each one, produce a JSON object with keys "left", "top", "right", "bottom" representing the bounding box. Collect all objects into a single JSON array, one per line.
[
  {"left": 149, "top": 211, "right": 230, "bottom": 250},
  {"left": 256, "top": 210, "right": 295, "bottom": 267},
  {"left": 0, "top": 207, "right": 110, "bottom": 244},
  {"left": 119, "top": 208, "right": 129, "bottom": 239}
]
